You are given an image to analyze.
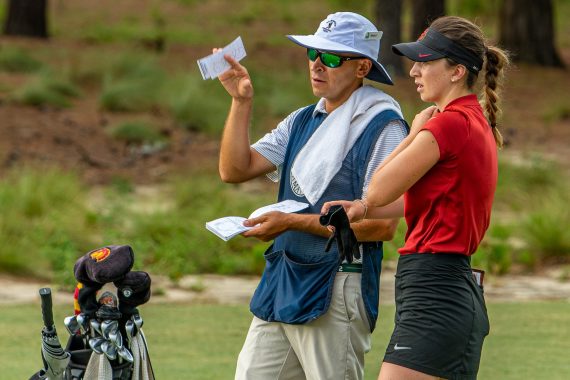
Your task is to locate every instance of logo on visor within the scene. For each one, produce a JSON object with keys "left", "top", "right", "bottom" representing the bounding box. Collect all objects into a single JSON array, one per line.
[
  {"left": 322, "top": 20, "right": 337, "bottom": 33},
  {"left": 418, "top": 53, "right": 432, "bottom": 58}
]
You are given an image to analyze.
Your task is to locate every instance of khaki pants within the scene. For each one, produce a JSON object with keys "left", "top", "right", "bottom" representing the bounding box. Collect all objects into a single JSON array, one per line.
[{"left": 235, "top": 272, "right": 372, "bottom": 380}]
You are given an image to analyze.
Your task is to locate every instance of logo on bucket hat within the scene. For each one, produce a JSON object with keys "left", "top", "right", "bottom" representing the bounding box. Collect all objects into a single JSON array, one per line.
[
  {"left": 286, "top": 12, "right": 393, "bottom": 85},
  {"left": 322, "top": 19, "right": 337, "bottom": 33}
]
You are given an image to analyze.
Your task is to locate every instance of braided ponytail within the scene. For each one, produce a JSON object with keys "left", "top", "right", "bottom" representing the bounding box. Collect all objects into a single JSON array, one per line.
[
  {"left": 430, "top": 16, "right": 510, "bottom": 148},
  {"left": 482, "top": 46, "right": 510, "bottom": 148}
]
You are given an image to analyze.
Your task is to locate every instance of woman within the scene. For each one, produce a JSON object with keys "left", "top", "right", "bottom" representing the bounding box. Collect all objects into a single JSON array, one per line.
[{"left": 322, "top": 16, "right": 509, "bottom": 379}]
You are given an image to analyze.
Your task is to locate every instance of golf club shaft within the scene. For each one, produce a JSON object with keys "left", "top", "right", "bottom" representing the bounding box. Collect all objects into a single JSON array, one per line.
[{"left": 39, "top": 288, "right": 54, "bottom": 328}]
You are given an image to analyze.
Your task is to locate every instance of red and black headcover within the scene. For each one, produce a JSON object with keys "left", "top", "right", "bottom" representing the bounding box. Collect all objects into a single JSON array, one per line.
[
  {"left": 74, "top": 245, "right": 134, "bottom": 285},
  {"left": 73, "top": 245, "right": 134, "bottom": 316}
]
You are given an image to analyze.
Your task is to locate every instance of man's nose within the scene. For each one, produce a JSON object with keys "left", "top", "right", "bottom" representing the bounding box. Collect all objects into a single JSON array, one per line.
[{"left": 311, "top": 57, "right": 326, "bottom": 71}]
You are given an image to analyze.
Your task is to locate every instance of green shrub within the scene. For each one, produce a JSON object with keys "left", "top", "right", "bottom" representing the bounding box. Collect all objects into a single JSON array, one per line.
[
  {"left": 0, "top": 167, "right": 92, "bottom": 283},
  {"left": 110, "top": 176, "right": 135, "bottom": 194},
  {"left": 542, "top": 102, "right": 570, "bottom": 123},
  {"left": 472, "top": 223, "right": 514, "bottom": 274},
  {"left": 79, "top": 20, "right": 153, "bottom": 44},
  {"left": 77, "top": 172, "right": 275, "bottom": 279},
  {"left": 108, "top": 121, "right": 165, "bottom": 144},
  {"left": 259, "top": 70, "right": 314, "bottom": 119},
  {"left": 494, "top": 156, "right": 570, "bottom": 266},
  {"left": 495, "top": 156, "right": 562, "bottom": 212},
  {"left": 163, "top": 74, "right": 229, "bottom": 134},
  {"left": 381, "top": 220, "right": 406, "bottom": 262},
  {"left": 522, "top": 190, "right": 570, "bottom": 261},
  {"left": 66, "top": 50, "right": 110, "bottom": 87},
  {"left": 99, "top": 56, "right": 164, "bottom": 112},
  {"left": 13, "top": 71, "right": 80, "bottom": 108},
  {"left": 0, "top": 47, "right": 42, "bottom": 73}
]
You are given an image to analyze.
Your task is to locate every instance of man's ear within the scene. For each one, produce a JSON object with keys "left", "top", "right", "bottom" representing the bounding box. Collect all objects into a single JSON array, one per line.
[{"left": 356, "top": 59, "right": 373, "bottom": 78}]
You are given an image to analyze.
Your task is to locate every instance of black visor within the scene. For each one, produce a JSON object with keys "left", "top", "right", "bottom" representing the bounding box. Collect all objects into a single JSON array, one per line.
[{"left": 392, "top": 28, "right": 483, "bottom": 74}]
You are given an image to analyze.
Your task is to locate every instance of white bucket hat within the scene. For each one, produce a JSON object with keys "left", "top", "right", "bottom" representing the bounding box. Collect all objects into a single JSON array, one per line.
[{"left": 287, "top": 12, "right": 393, "bottom": 85}]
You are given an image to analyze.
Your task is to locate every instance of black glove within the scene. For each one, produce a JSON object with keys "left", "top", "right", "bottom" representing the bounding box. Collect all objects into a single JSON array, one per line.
[{"left": 319, "top": 205, "right": 360, "bottom": 263}]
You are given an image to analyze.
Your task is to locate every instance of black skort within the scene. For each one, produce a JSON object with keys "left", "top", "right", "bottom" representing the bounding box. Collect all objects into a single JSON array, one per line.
[{"left": 383, "top": 253, "right": 490, "bottom": 380}]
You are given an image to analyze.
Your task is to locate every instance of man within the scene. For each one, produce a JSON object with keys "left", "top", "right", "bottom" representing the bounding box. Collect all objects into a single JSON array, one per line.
[{"left": 217, "top": 12, "right": 408, "bottom": 380}]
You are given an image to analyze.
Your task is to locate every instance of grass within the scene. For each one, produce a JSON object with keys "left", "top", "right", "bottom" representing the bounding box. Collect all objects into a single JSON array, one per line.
[
  {"left": 13, "top": 70, "right": 80, "bottom": 108},
  {"left": 542, "top": 101, "right": 570, "bottom": 123},
  {"left": 0, "top": 167, "right": 92, "bottom": 284},
  {"left": 118, "top": 173, "right": 273, "bottom": 279},
  {"left": 99, "top": 55, "right": 164, "bottom": 112},
  {"left": 1, "top": 301, "right": 569, "bottom": 379},
  {"left": 0, "top": 0, "right": 568, "bottom": 279},
  {"left": 0, "top": 167, "right": 274, "bottom": 283},
  {"left": 163, "top": 73, "right": 231, "bottom": 133},
  {"left": 1, "top": 152, "right": 569, "bottom": 282},
  {"left": 0, "top": 47, "right": 43, "bottom": 73},
  {"left": 522, "top": 190, "right": 570, "bottom": 261},
  {"left": 108, "top": 121, "right": 166, "bottom": 145}
]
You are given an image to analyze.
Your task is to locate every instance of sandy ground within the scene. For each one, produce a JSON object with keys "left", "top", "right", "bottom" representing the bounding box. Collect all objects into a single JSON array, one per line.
[{"left": 2, "top": 267, "right": 570, "bottom": 307}]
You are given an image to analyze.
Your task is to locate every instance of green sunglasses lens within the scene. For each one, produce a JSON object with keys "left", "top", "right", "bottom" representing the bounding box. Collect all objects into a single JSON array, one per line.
[
  {"left": 307, "top": 49, "right": 342, "bottom": 68},
  {"left": 320, "top": 52, "right": 342, "bottom": 68},
  {"left": 307, "top": 48, "right": 319, "bottom": 61}
]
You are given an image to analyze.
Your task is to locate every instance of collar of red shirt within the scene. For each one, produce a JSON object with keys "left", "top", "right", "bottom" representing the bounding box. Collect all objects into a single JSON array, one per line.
[{"left": 444, "top": 94, "right": 479, "bottom": 111}]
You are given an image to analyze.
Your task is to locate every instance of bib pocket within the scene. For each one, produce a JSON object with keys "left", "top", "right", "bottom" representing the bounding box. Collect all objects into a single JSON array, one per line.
[{"left": 250, "top": 248, "right": 339, "bottom": 324}]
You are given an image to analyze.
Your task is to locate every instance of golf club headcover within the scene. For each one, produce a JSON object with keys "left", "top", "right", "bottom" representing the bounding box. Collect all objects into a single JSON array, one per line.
[
  {"left": 319, "top": 205, "right": 361, "bottom": 263},
  {"left": 76, "top": 283, "right": 103, "bottom": 317},
  {"left": 74, "top": 245, "right": 135, "bottom": 285},
  {"left": 114, "top": 271, "right": 151, "bottom": 316}
]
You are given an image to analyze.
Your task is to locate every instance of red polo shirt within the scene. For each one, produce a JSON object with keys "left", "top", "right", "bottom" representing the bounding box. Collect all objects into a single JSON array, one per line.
[{"left": 399, "top": 94, "right": 498, "bottom": 256}]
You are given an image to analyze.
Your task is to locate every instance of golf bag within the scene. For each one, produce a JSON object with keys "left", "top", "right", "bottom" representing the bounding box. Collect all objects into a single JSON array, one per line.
[{"left": 30, "top": 245, "right": 154, "bottom": 380}]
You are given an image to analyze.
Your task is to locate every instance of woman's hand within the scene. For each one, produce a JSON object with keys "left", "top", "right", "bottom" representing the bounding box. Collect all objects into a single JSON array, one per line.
[
  {"left": 410, "top": 105, "right": 438, "bottom": 137},
  {"left": 216, "top": 50, "right": 254, "bottom": 101},
  {"left": 321, "top": 200, "right": 367, "bottom": 224}
]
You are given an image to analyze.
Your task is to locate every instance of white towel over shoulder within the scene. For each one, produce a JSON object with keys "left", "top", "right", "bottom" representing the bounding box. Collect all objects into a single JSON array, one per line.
[{"left": 291, "top": 85, "right": 402, "bottom": 205}]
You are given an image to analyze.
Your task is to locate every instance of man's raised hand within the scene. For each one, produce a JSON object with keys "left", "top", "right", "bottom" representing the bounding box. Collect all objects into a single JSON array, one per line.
[{"left": 217, "top": 51, "right": 254, "bottom": 101}]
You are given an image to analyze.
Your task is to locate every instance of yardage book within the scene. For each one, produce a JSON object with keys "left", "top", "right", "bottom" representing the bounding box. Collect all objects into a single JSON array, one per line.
[
  {"left": 205, "top": 200, "right": 309, "bottom": 241},
  {"left": 197, "top": 36, "right": 246, "bottom": 80}
]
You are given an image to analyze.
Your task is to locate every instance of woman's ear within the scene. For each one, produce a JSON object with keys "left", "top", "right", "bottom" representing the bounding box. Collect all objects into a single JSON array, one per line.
[
  {"left": 357, "top": 59, "right": 373, "bottom": 78},
  {"left": 451, "top": 64, "right": 468, "bottom": 83}
]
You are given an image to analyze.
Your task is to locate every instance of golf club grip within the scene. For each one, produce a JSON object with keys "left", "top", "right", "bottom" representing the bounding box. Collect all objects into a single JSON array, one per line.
[{"left": 39, "top": 287, "right": 54, "bottom": 328}]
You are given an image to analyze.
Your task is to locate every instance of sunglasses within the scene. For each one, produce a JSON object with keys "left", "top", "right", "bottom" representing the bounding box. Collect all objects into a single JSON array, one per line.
[{"left": 307, "top": 48, "right": 364, "bottom": 68}]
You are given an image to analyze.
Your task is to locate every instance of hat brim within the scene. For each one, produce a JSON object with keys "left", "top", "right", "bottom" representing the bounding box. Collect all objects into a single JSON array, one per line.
[
  {"left": 287, "top": 35, "right": 393, "bottom": 85},
  {"left": 392, "top": 41, "right": 445, "bottom": 62}
]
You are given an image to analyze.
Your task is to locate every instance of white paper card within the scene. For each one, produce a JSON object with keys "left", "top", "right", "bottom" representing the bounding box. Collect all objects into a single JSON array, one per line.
[
  {"left": 197, "top": 36, "right": 247, "bottom": 80},
  {"left": 205, "top": 200, "right": 309, "bottom": 241}
]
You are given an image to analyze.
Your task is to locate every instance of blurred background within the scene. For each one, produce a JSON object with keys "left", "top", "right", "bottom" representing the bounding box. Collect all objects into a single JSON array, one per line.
[
  {"left": 0, "top": 0, "right": 568, "bottom": 285},
  {"left": 0, "top": 1, "right": 569, "bottom": 378}
]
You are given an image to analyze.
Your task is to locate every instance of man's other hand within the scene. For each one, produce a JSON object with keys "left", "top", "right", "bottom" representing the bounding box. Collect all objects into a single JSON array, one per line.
[{"left": 242, "top": 211, "right": 290, "bottom": 242}]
